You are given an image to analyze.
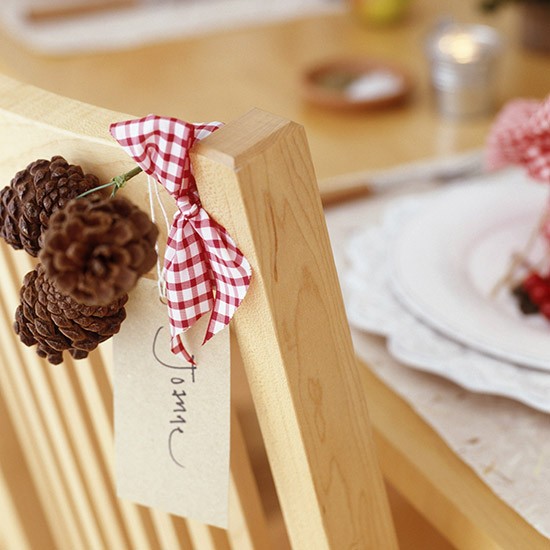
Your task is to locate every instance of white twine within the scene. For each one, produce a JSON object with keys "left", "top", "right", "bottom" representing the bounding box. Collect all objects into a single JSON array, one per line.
[{"left": 147, "top": 175, "right": 171, "bottom": 300}]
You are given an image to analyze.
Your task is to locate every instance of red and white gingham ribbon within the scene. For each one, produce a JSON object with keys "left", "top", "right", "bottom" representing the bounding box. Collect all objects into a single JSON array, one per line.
[
  {"left": 486, "top": 95, "right": 550, "bottom": 182},
  {"left": 110, "top": 115, "right": 251, "bottom": 363}
]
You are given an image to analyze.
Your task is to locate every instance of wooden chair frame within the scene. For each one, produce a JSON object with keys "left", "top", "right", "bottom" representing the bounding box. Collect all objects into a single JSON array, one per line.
[{"left": 0, "top": 74, "right": 396, "bottom": 549}]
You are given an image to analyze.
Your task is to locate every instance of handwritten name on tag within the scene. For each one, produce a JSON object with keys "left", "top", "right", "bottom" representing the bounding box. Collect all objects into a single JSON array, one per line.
[{"left": 114, "top": 279, "right": 230, "bottom": 528}]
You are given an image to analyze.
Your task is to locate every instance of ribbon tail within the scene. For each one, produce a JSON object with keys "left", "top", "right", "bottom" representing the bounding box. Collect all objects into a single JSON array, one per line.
[
  {"left": 192, "top": 213, "right": 252, "bottom": 344},
  {"left": 164, "top": 216, "right": 213, "bottom": 364},
  {"left": 171, "top": 333, "right": 197, "bottom": 366}
]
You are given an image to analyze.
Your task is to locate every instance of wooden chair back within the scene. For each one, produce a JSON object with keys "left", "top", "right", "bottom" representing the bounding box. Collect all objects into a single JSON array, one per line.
[{"left": 0, "top": 74, "right": 397, "bottom": 549}]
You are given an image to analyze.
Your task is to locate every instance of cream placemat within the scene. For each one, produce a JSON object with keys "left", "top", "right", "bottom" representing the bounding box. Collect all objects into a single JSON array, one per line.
[
  {"left": 325, "top": 171, "right": 550, "bottom": 539},
  {"left": 0, "top": 0, "right": 342, "bottom": 55}
]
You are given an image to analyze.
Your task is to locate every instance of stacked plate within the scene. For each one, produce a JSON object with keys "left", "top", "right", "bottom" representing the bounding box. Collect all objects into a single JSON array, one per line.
[{"left": 343, "top": 175, "right": 550, "bottom": 412}]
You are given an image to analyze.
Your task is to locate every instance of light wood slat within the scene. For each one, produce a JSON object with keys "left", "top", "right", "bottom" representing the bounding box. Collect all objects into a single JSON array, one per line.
[
  {"left": 192, "top": 109, "right": 398, "bottom": 549},
  {"left": 150, "top": 509, "right": 190, "bottom": 550},
  {"left": 0, "top": 457, "right": 32, "bottom": 550},
  {"left": 97, "top": 339, "right": 114, "bottom": 386},
  {"left": 0, "top": 379, "right": 57, "bottom": 550},
  {"left": 4, "top": 250, "right": 161, "bottom": 550},
  {"left": 4, "top": 256, "right": 107, "bottom": 550},
  {"left": 228, "top": 448, "right": 267, "bottom": 550},
  {"left": 186, "top": 520, "right": 232, "bottom": 550},
  {"left": 227, "top": 339, "right": 272, "bottom": 550},
  {"left": 75, "top": 352, "right": 159, "bottom": 550},
  {"left": 0, "top": 251, "right": 163, "bottom": 550},
  {"left": 0, "top": 247, "right": 88, "bottom": 549},
  {"left": 171, "top": 517, "right": 196, "bottom": 550},
  {"left": 0, "top": 340, "right": 82, "bottom": 550},
  {"left": 45, "top": 357, "right": 129, "bottom": 549}
]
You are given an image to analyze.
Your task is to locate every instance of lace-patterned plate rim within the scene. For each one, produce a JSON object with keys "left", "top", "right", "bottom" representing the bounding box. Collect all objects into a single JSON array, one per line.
[
  {"left": 388, "top": 177, "right": 550, "bottom": 371},
  {"left": 342, "top": 189, "right": 550, "bottom": 414}
]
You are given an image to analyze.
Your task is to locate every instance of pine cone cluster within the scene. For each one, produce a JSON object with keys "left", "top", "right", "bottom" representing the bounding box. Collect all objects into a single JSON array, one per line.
[
  {"left": 14, "top": 265, "right": 127, "bottom": 365},
  {"left": 0, "top": 155, "right": 158, "bottom": 365},
  {"left": 41, "top": 196, "right": 158, "bottom": 305},
  {"left": 0, "top": 156, "right": 100, "bottom": 257}
]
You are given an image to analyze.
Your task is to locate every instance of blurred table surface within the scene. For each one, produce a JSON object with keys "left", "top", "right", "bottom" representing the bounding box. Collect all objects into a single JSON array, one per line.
[
  {"left": 0, "top": 1, "right": 548, "bottom": 182},
  {"left": 0, "top": 1, "right": 549, "bottom": 549}
]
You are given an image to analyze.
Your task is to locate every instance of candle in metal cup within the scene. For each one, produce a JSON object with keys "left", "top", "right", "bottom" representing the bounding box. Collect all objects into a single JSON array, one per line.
[
  {"left": 427, "top": 24, "right": 502, "bottom": 118},
  {"left": 438, "top": 31, "right": 482, "bottom": 63}
]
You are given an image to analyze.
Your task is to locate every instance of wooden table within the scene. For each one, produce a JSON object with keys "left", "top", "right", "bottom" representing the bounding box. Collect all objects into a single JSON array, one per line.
[
  {"left": 1, "top": 1, "right": 549, "bottom": 182},
  {"left": 0, "top": 1, "right": 548, "bottom": 548}
]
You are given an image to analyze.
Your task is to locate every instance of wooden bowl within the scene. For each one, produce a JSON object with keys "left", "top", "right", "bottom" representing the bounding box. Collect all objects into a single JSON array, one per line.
[{"left": 302, "top": 58, "right": 412, "bottom": 111}]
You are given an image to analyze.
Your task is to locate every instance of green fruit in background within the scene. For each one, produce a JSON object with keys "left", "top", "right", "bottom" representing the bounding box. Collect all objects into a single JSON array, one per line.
[{"left": 355, "top": 0, "right": 410, "bottom": 25}]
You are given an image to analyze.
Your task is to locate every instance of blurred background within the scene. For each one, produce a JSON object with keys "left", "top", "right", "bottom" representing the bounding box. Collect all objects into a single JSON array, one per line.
[
  {"left": 0, "top": 0, "right": 548, "bottom": 182},
  {"left": 0, "top": 2, "right": 549, "bottom": 549}
]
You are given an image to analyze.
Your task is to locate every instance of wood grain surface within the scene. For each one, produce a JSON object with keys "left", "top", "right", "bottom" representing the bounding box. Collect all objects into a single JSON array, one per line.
[{"left": 192, "top": 108, "right": 398, "bottom": 549}]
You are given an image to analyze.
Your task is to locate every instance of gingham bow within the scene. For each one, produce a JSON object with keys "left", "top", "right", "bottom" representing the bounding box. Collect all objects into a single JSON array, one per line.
[
  {"left": 486, "top": 95, "right": 550, "bottom": 182},
  {"left": 110, "top": 115, "right": 252, "bottom": 362}
]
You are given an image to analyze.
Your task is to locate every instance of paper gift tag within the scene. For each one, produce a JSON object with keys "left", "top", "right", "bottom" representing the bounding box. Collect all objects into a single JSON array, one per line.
[{"left": 113, "top": 278, "right": 230, "bottom": 528}]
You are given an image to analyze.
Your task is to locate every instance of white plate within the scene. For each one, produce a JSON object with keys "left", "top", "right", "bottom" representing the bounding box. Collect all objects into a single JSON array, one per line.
[
  {"left": 342, "top": 196, "right": 550, "bottom": 412},
  {"left": 389, "top": 178, "right": 550, "bottom": 371}
]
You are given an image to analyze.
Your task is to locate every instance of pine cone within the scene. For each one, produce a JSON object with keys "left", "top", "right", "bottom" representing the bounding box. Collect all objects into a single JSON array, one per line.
[
  {"left": 0, "top": 156, "right": 100, "bottom": 256},
  {"left": 13, "top": 264, "right": 127, "bottom": 365},
  {"left": 40, "top": 196, "right": 158, "bottom": 306}
]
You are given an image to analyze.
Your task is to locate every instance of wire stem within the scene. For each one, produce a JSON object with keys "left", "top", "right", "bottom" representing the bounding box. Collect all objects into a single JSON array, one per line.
[{"left": 77, "top": 165, "right": 143, "bottom": 199}]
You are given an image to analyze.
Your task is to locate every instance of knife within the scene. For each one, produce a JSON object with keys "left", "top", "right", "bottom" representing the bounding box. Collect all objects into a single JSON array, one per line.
[{"left": 319, "top": 149, "right": 484, "bottom": 206}]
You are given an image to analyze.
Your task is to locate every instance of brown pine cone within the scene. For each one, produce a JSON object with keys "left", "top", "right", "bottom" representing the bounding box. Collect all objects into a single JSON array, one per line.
[
  {"left": 0, "top": 156, "right": 100, "bottom": 256},
  {"left": 40, "top": 196, "right": 158, "bottom": 306},
  {"left": 13, "top": 264, "right": 127, "bottom": 365}
]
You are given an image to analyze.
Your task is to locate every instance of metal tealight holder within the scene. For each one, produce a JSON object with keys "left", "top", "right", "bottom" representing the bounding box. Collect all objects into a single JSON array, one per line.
[{"left": 427, "top": 24, "right": 502, "bottom": 118}]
